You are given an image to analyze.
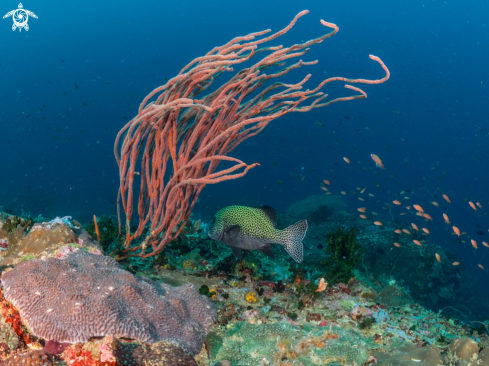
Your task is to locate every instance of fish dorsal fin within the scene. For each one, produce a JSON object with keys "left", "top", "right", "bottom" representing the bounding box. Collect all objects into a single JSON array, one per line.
[
  {"left": 225, "top": 224, "right": 240, "bottom": 239},
  {"left": 257, "top": 205, "right": 277, "bottom": 227}
]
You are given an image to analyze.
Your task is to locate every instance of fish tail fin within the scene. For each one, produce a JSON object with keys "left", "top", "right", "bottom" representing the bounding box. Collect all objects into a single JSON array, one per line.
[{"left": 278, "top": 219, "right": 308, "bottom": 263}]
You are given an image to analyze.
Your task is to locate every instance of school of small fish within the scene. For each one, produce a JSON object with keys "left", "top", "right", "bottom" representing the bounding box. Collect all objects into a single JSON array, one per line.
[{"left": 319, "top": 154, "right": 487, "bottom": 272}]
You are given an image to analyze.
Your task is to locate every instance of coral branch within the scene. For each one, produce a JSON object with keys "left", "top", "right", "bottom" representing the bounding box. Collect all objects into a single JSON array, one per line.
[{"left": 115, "top": 11, "right": 390, "bottom": 258}]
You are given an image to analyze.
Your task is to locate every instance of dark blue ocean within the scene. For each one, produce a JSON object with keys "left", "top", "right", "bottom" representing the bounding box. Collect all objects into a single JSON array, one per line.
[{"left": 1, "top": 0, "right": 488, "bottom": 312}]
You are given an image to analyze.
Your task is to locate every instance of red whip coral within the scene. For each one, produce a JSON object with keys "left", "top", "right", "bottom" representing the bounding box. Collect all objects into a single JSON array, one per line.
[
  {"left": 114, "top": 10, "right": 389, "bottom": 259},
  {"left": 1, "top": 250, "right": 216, "bottom": 356}
]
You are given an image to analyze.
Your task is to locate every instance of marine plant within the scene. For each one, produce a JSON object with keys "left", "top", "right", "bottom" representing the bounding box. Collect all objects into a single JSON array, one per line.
[
  {"left": 198, "top": 285, "right": 216, "bottom": 298},
  {"left": 114, "top": 11, "right": 389, "bottom": 260},
  {"left": 319, "top": 226, "right": 364, "bottom": 285}
]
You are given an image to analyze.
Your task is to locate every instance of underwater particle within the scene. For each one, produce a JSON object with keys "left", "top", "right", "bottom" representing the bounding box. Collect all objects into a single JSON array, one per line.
[
  {"left": 343, "top": 157, "right": 351, "bottom": 164},
  {"left": 477, "top": 231, "right": 484, "bottom": 235},
  {"left": 245, "top": 292, "right": 259, "bottom": 304}
]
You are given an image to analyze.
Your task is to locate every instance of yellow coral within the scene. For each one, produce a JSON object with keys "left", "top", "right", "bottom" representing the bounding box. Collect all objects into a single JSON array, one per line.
[
  {"left": 245, "top": 292, "right": 259, "bottom": 304},
  {"left": 182, "top": 259, "right": 198, "bottom": 270}
]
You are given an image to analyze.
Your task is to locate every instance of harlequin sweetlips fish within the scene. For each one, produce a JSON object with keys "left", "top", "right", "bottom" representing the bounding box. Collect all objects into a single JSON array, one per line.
[{"left": 206, "top": 205, "right": 308, "bottom": 263}]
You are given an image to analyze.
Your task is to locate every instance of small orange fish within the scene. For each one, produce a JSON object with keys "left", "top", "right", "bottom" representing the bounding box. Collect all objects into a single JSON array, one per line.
[
  {"left": 394, "top": 229, "right": 402, "bottom": 234},
  {"left": 394, "top": 243, "right": 401, "bottom": 248},
  {"left": 321, "top": 186, "right": 329, "bottom": 192},
  {"left": 478, "top": 264, "right": 485, "bottom": 270},
  {"left": 400, "top": 213, "right": 406, "bottom": 216},
  {"left": 403, "top": 229, "right": 411, "bottom": 235},
  {"left": 422, "top": 228, "right": 430, "bottom": 235},
  {"left": 406, "top": 206, "right": 412, "bottom": 210},
  {"left": 341, "top": 191, "right": 347, "bottom": 195},
  {"left": 476, "top": 202, "right": 482, "bottom": 209},
  {"left": 358, "top": 207, "right": 367, "bottom": 213},
  {"left": 452, "top": 262, "right": 460, "bottom": 266},
  {"left": 369, "top": 193, "right": 375, "bottom": 197},
  {"left": 413, "top": 240, "right": 422, "bottom": 246},
  {"left": 360, "top": 187, "right": 366, "bottom": 193},
  {"left": 435, "top": 253, "right": 441, "bottom": 262},
  {"left": 416, "top": 212, "right": 424, "bottom": 217},
  {"left": 431, "top": 201, "right": 439, "bottom": 207},
  {"left": 358, "top": 197, "right": 365, "bottom": 201},
  {"left": 422, "top": 213, "right": 433, "bottom": 221},
  {"left": 359, "top": 214, "right": 367, "bottom": 219},
  {"left": 413, "top": 204, "right": 424, "bottom": 213},
  {"left": 343, "top": 157, "right": 351, "bottom": 164},
  {"left": 316, "top": 278, "right": 328, "bottom": 292},
  {"left": 471, "top": 240, "right": 478, "bottom": 249},
  {"left": 370, "top": 154, "right": 385, "bottom": 169},
  {"left": 453, "top": 226, "right": 461, "bottom": 237},
  {"left": 411, "top": 223, "right": 419, "bottom": 231},
  {"left": 469, "top": 201, "right": 477, "bottom": 211},
  {"left": 443, "top": 194, "right": 451, "bottom": 203},
  {"left": 393, "top": 200, "right": 402, "bottom": 205},
  {"left": 371, "top": 212, "right": 378, "bottom": 215},
  {"left": 374, "top": 221, "right": 383, "bottom": 226},
  {"left": 483, "top": 242, "right": 489, "bottom": 248},
  {"left": 323, "top": 179, "right": 331, "bottom": 185},
  {"left": 443, "top": 214, "right": 450, "bottom": 225}
]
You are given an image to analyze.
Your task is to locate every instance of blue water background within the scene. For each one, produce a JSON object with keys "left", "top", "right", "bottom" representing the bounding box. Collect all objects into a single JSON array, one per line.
[{"left": 1, "top": 0, "right": 488, "bottom": 301}]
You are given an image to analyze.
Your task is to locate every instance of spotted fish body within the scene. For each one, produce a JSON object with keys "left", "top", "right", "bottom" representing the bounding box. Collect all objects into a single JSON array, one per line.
[{"left": 207, "top": 205, "right": 308, "bottom": 263}]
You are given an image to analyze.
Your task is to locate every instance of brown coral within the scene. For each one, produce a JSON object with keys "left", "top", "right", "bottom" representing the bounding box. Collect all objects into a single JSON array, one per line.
[
  {"left": 3, "top": 350, "right": 52, "bottom": 366},
  {"left": 133, "top": 341, "right": 197, "bottom": 366},
  {"left": 1, "top": 250, "right": 216, "bottom": 356}
]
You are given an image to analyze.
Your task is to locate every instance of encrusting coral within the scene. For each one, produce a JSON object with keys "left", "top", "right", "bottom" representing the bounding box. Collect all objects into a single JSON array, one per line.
[{"left": 1, "top": 250, "right": 217, "bottom": 357}]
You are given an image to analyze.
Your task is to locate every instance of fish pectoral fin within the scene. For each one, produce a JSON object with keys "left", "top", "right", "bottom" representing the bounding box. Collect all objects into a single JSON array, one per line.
[
  {"left": 225, "top": 224, "right": 241, "bottom": 239},
  {"left": 231, "top": 246, "right": 243, "bottom": 259},
  {"left": 259, "top": 244, "right": 275, "bottom": 259}
]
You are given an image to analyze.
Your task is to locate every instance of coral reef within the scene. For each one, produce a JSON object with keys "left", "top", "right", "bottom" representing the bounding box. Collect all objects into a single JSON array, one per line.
[
  {"left": 1, "top": 250, "right": 217, "bottom": 356},
  {"left": 287, "top": 194, "right": 348, "bottom": 219}
]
